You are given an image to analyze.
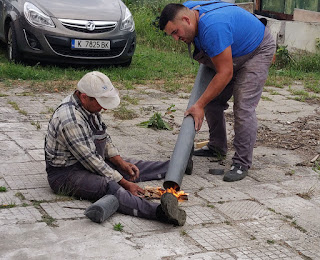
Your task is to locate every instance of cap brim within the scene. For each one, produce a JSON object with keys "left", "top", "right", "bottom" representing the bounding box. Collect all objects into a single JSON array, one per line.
[{"left": 96, "top": 95, "right": 120, "bottom": 109}]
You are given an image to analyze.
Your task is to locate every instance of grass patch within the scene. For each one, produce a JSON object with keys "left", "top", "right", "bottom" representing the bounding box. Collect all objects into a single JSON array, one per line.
[
  {"left": 41, "top": 214, "right": 58, "bottom": 227},
  {"left": 122, "top": 94, "right": 139, "bottom": 105},
  {"left": 113, "top": 104, "right": 138, "bottom": 120},
  {"left": 7, "top": 100, "right": 28, "bottom": 115},
  {"left": 261, "top": 96, "right": 273, "bottom": 101},
  {"left": 0, "top": 186, "right": 7, "bottom": 192}
]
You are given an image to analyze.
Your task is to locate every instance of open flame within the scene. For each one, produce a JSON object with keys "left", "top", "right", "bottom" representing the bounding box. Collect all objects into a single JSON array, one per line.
[{"left": 158, "top": 187, "right": 189, "bottom": 201}]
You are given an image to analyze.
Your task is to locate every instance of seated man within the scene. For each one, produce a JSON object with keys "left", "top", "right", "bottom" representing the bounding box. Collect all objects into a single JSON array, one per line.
[{"left": 44, "top": 71, "right": 186, "bottom": 226}]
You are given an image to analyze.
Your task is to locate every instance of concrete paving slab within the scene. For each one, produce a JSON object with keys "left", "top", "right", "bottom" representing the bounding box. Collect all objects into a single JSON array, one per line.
[
  {"left": 239, "top": 183, "right": 291, "bottom": 200},
  {"left": 280, "top": 176, "right": 320, "bottom": 196},
  {"left": 215, "top": 200, "right": 274, "bottom": 221},
  {"left": 286, "top": 237, "right": 320, "bottom": 260},
  {"left": 174, "top": 251, "right": 235, "bottom": 260},
  {"left": 0, "top": 222, "right": 59, "bottom": 260},
  {"left": 198, "top": 187, "right": 250, "bottom": 203},
  {"left": 108, "top": 213, "right": 170, "bottom": 235},
  {"left": 229, "top": 245, "right": 304, "bottom": 260},
  {"left": 181, "top": 175, "right": 215, "bottom": 191},
  {"left": 131, "top": 231, "right": 201, "bottom": 258},
  {"left": 0, "top": 132, "right": 10, "bottom": 141},
  {"left": 26, "top": 148, "right": 45, "bottom": 161},
  {"left": 184, "top": 205, "right": 226, "bottom": 225},
  {"left": 187, "top": 225, "right": 254, "bottom": 250},
  {"left": 0, "top": 206, "right": 42, "bottom": 225},
  {"left": 0, "top": 161, "right": 45, "bottom": 176},
  {"left": 238, "top": 218, "right": 307, "bottom": 242},
  {"left": 19, "top": 187, "right": 59, "bottom": 201},
  {"left": 40, "top": 201, "right": 92, "bottom": 220},
  {"left": 0, "top": 140, "right": 32, "bottom": 163},
  {"left": 262, "top": 196, "right": 320, "bottom": 236},
  {"left": 0, "top": 190, "right": 23, "bottom": 206},
  {"left": 4, "top": 174, "right": 48, "bottom": 190}
]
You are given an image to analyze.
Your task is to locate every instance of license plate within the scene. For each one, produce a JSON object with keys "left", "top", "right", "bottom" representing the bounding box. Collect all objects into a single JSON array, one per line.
[{"left": 71, "top": 39, "right": 110, "bottom": 50}]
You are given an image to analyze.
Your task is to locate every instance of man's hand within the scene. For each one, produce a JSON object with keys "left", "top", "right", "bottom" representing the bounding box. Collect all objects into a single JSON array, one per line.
[
  {"left": 109, "top": 155, "right": 140, "bottom": 181},
  {"left": 119, "top": 161, "right": 140, "bottom": 181},
  {"left": 118, "top": 178, "right": 145, "bottom": 196},
  {"left": 184, "top": 103, "right": 205, "bottom": 132}
]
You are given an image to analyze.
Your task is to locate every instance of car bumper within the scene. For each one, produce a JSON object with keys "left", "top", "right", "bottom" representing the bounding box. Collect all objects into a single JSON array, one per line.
[{"left": 13, "top": 17, "right": 136, "bottom": 65}]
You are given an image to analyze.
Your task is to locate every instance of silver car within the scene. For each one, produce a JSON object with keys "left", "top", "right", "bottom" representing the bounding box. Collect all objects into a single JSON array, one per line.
[{"left": 0, "top": 0, "right": 136, "bottom": 66}]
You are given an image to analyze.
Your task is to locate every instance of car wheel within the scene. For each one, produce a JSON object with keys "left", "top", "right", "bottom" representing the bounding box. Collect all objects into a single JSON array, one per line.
[
  {"left": 7, "top": 22, "right": 21, "bottom": 63},
  {"left": 120, "top": 58, "right": 132, "bottom": 67}
]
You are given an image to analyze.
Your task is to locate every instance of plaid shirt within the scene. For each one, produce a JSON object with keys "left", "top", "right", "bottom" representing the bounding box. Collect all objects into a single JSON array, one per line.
[{"left": 45, "top": 93, "right": 123, "bottom": 182}]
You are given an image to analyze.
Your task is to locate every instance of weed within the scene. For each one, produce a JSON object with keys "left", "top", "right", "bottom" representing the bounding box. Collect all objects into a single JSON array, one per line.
[
  {"left": 0, "top": 203, "right": 16, "bottom": 209},
  {"left": 274, "top": 45, "right": 295, "bottom": 68},
  {"left": 313, "top": 161, "right": 320, "bottom": 173},
  {"left": 269, "top": 90, "right": 280, "bottom": 95},
  {"left": 15, "top": 192, "right": 26, "bottom": 200},
  {"left": 113, "top": 104, "right": 138, "bottom": 120},
  {"left": 207, "top": 204, "right": 215, "bottom": 208},
  {"left": 41, "top": 214, "right": 58, "bottom": 227},
  {"left": 122, "top": 94, "right": 139, "bottom": 105},
  {"left": 224, "top": 221, "right": 231, "bottom": 225},
  {"left": 291, "top": 220, "right": 307, "bottom": 233},
  {"left": 138, "top": 112, "right": 172, "bottom": 130},
  {"left": 178, "top": 94, "right": 190, "bottom": 99},
  {"left": 285, "top": 169, "right": 295, "bottom": 176},
  {"left": 297, "top": 187, "right": 315, "bottom": 200},
  {"left": 261, "top": 96, "right": 273, "bottom": 101},
  {"left": 0, "top": 186, "right": 7, "bottom": 192},
  {"left": 305, "top": 80, "right": 320, "bottom": 93},
  {"left": 217, "top": 201, "right": 225, "bottom": 204},
  {"left": 316, "top": 38, "right": 320, "bottom": 50},
  {"left": 268, "top": 208, "right": 276, "bottom": 213},
  {"left": 113, "top": 222, "right": 124, "bottom": 231},
  {"left": 7, "top": 100, "right": 28, "bottom": 116},
  {"left": 22, "top": 203, "right": 29, "bottom": 207},
  {"left": 31, "top": 121, "right": 41, "bottom": 130},
  {"left": 180, "top": 230, "right": 187, "bottom": 236},
  {"left": 267, "top": 239, "right": 275, "bottom": 244},
  {"left": 0, "top": 93, "right": 8, "bottom": 97},
  {"left": 250, "top": 236, "right": 256, "bottom": 240}
]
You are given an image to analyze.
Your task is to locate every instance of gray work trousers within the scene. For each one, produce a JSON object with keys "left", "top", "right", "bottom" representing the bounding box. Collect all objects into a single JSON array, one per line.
[
  {"left": 46, "top": 159, "right": 169, "bottom": 220},
  {"left": 205, "top": 28, "right": 276, "bottom": 169}
]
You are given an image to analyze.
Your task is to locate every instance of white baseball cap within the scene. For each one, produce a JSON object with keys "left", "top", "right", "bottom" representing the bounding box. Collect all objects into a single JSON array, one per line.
[{"left": 77, "top": 71, "right": 120, "bottom": 109}]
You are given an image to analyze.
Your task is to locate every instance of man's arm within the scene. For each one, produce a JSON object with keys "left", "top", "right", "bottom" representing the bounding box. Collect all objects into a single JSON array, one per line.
[
  {"left": 185, "top": 46, "right": 233, "bottom": 131},
  {"left": 61, "top": 122, "right": 123, "bottom": 182},
  {"left": 109, "top": 155, "right": 140, "bottom": 181}
]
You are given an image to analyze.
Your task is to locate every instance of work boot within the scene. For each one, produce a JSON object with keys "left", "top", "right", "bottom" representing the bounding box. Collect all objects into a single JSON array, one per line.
[
  {"left": 157, "top": 193, "right": 186, "bottom": 226},
  {"left": 193, "top": 145, "right": 226, "bottom": 161},
  {"left": 223, "top": 163, "right": 248, "bottom": 182}
]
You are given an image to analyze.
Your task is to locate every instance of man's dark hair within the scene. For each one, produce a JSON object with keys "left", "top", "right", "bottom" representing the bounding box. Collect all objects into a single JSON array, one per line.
[{"left": 159, "top": 3, "right": 186, "bottom": 31}]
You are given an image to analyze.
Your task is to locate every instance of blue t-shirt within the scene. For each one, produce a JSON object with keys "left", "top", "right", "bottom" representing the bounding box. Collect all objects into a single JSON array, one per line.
[{"left": 184, "top": 1, "right": 265, "bottom": 58}]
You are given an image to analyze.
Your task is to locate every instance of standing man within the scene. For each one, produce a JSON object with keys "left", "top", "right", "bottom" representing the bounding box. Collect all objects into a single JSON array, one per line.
[
  {"left": 159, "top": 1, "right": 275, "bottom": 182},
  {"left": 44, "top": 71, "right": 186, "bottom": 226}
]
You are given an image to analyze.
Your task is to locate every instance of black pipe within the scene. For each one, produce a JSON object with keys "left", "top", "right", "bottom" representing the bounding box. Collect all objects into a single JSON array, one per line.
[{"left": 163, "top": 64, "right": 215, "bottom": 190}]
